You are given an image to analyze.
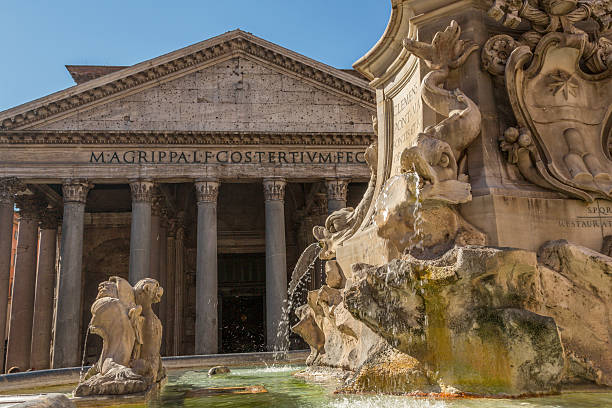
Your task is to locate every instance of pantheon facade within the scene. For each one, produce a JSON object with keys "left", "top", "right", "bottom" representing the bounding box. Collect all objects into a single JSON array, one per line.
[{"left": 0, "top": 30, "right": 375, "bottom": 371}]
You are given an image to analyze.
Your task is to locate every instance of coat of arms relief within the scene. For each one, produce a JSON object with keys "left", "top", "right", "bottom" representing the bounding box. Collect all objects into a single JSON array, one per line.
[{"left": 483, "top": 0, "right": 612, "bottom": 201}]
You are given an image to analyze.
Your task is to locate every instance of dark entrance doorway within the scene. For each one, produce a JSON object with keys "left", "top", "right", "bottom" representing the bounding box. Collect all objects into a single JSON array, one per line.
[{"left": 218, "top": 253, "right": 266, "bottom": 353}]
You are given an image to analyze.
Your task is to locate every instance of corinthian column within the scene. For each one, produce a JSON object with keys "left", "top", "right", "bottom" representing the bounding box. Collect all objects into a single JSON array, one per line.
[
  {"left": 6, "top": 195, "right": 46, "bottom": 372},
  {"left": 30, "top": 208, "right": 60, "bottom": 370},
  {"left": 263, "top": 178, "right": 287, "bottom": 351},
  {"left": 0, "top": 178, "right": 24, "bottom": 371},
  {"left": 194, "top": 179, "right": 219, "bottom": 355},
  {"left": 53, "top": 179, "right": 92, "bottom": 369},
  {"left": 129, "top": 180, "right": 155, "bottom": 284},
  {"left": 325, "top": 178, "right": 350, "bottom": 214}
]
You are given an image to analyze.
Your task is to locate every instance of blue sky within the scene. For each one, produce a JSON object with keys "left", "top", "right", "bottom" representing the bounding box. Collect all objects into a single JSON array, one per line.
[{"left": 0, "top": 1, "right": 391, "bottom": 112}]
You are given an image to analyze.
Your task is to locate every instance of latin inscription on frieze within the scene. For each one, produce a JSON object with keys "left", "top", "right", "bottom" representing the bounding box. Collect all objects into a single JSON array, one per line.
[
  {"left": 89, "top": 150, "right": 366, "bottom": 165},
  {"left": 391, "top": 72, "right": 422, "bottom": 175}
]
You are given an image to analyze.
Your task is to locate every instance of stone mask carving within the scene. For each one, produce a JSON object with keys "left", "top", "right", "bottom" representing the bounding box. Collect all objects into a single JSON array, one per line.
[{"left": 74, "top": 277, "right": 165, "bottom": 397}]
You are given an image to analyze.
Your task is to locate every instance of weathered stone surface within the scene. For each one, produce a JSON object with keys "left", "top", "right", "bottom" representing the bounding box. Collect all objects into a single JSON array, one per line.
[
  {"left": 39, "top": 57, "right": 373, "bottom": 134},
  {"left": 325, "top": 260, "right": 346, "bottom": 289},
  {"left": 343, "top": 343, "right": 437, "bottom": 394},
  {"left": 343, "top": 247, "right": 567, "bottom": 395},
  {"left": 11, "top": 394, "right": 75, "bottom": 408},
  {"left": 536, "top": 240, "right": 612, "bottom": 386},
  {"left": 74, "top": 277, "right": 165, "bottom": 397},
  {"left": 293, "top": 284, "right": 385, "bottom": 371},
  {"left": 208, "top": 366, "right": 231, "bottom": 376}
]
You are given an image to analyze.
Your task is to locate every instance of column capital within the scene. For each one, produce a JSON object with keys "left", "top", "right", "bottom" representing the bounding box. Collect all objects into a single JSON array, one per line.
[
  {"left": 194, "top": 179, "right": 220, "bottom": 203},
  {"left": 40, "top": 208, "right": 61, "bottom": 230},
  {"left": 129, "top": 179, "right": 156, "bottom": 203},
  {"left": 15, "top": 195, "right": 46, "bottom": 221},
  {"left": 263, "top": 178, "right": 287, "bottom": 201},
  {"left": 62, "top": 179, "right": 92, "bottom": 204},
  {"left": 325, "top": 178, "right": 350, "bottom": 202},
  {"left": 0, "top": 177, "right": 26, "bottom": 205}
]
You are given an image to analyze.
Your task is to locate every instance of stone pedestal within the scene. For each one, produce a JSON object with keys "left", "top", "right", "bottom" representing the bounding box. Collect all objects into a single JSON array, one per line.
[
  {"left": 263, "top": 178, "right": 288, "bottom": 350},
  {"left": 0, "top": 178, "right": 23, "bottom": 371},
  {"left": 194, "top": 180, "right": 219, "bottom": 355},
  {"left": 326, "top": 178, "right": 350, "bottom": 214},
  {"left": 6, "top": 196, "right": 45, "bottom": 371},
  {"left": 53, "top": 180, "right": 91, "bottom": 369},
  {"left": 129, "top": 180, "right": 155, "bottom": 284},
  {"left": 30, "top": 209, "right": 60, "bottom": 370}
]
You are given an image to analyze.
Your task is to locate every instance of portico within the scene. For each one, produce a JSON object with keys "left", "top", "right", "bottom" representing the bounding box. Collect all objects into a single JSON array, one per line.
[{"left": 0, "top": 29, "right": 375, "bottom": 370}]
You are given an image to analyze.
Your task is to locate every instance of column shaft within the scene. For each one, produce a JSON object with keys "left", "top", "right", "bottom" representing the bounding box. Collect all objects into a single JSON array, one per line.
[
  {"left": 0, "top": 178, "right": 23, "bottom": 372},
  {"left": 158, "top": 217, "right": 168, "bottom": 355},
  {"left": 263, "top": 178, "right": 288, "bottom": 351},
  {"left": 129, "top": 181, "right": 155, "bottom": 284},
  {"left": 7, "top": 196, "right": 45, "bottom": 371},
  {"left": 173, "top": 222, "right": 184, "bottom": 356},
  {"left": 165, "top": 225, "right": 176, "bottom": 356},
  {"left": 30, "top": 214, "right": 59, "bottom": 370},
  {"left": 52, "top": 180, "right": 90, "bottom": 368},
  {"left": 149, "top": 195, "right": 161, "bottom": 282},
  {"left": 194, "top": 181, "right": 219, "bottom": 355}
]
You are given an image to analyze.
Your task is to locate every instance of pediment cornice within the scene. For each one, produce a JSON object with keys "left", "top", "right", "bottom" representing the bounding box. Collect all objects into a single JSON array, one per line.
[
  {"left": 0, "top": 30, "right": 375, "bottom": 131},
  {"left": 0, "top": 130, "right": 375, "bottom": 146}
]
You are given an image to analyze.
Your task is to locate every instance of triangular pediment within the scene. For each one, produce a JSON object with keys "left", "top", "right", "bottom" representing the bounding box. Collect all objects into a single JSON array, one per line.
[
  {"left": 0, "top": 30, "right": 375, "bottom": 131},
  {"left": 29, "top": 55, "right": 374, "bottom": 134}
]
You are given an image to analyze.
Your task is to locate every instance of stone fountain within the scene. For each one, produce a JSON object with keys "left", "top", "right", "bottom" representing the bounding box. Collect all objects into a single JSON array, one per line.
[{"left": 293, "top": 0, "right": 612, "bottom": 397}]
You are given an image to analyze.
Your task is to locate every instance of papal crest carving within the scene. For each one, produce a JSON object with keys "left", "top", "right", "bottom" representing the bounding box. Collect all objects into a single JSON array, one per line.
[{"left": 505, "top": 32, "right": 612, "bottom": 201}]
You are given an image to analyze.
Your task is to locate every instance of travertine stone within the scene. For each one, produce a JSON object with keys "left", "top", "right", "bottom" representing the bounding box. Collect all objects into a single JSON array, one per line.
[
  {"left": 129, "top": 180, "right": 155, "bottom": 284},
  {"left": 263, "top": 178, "right": 287, "bottom": 350},
  {"left": 325, "top": 178, "right": 350, "bottom": 214},
  {"left": 74, "top": 277, "right": 165, "bottom": 396},
  {"left": 194, "top": 179, "right": 219, "bottom": 354},
  {"left": 30, "top": 209, "right": 60, "bottom": 370},
  {"left": 7, "top": 195, "right": 45, "bottom": 372},
  {"left": 0, "top": 177, "right": 24, "bottom": 370},
  {"left": 35, "top": 56, "right": 373, "bottom": 134},
  {"left": 53, "top": 180, "right": 91, "bottom": 368}
]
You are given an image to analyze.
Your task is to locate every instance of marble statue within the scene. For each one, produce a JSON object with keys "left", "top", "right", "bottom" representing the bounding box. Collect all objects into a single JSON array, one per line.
[{"left": 74, "top": 277, "right": 165, "bottom": 397}]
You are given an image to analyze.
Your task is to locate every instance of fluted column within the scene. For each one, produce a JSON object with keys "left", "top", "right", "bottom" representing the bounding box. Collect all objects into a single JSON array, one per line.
[
  {"left": 30, "top": 208, "right": 60, "bottom": 370},
  {"left": 129, "top": 180, "right": 155, "bottom": 284},
  {"left": 263, "top": 178, "right": 288, "bottom": 351},
  {"left": 194, "top": 179, "right": 219, "bottom": 355},
  {"left": 6, "top": 195, "right": 46, "bottom": 372},
  {"left": 325, "top": 178, "right": 350, "bottom": 214},
  {"left": 52, "top": 179, "right": 91, "bottom": 368},
  {"left": 0, "top": 178, "right": 24, "bottom": 371}
]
